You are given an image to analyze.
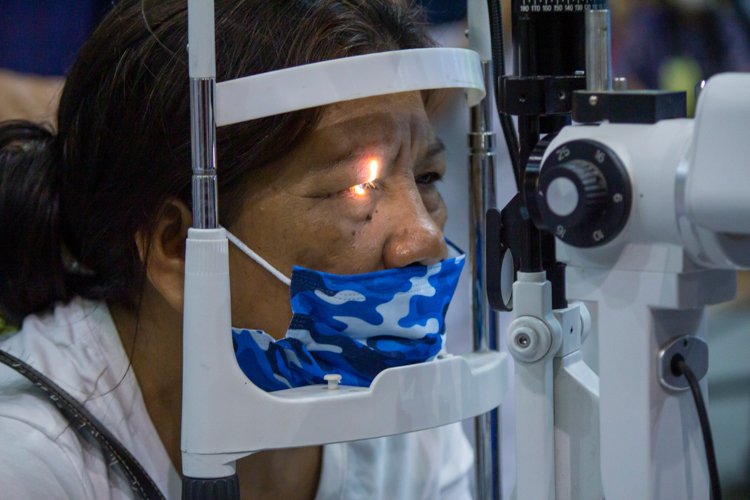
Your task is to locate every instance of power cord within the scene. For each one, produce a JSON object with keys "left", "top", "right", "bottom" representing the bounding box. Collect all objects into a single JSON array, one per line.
[{"left": 671, "top": 354, "right": 722, "bottom": 500}]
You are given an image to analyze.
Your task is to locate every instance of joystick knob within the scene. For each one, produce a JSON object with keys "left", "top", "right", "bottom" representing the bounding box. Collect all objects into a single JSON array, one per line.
[{"left": 541, "top": 160, "right": 607, "bottom": 227}]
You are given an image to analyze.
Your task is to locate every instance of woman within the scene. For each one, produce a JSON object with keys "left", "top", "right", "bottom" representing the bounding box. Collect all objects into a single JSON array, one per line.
[{"left": 0, "top": 1, "right": 473, "bottom": 498}]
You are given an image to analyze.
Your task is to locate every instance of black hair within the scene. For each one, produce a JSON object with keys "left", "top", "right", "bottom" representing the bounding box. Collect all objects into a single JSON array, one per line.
[{"left": 0, "top": 0, "right": 433, "bottom": 327}]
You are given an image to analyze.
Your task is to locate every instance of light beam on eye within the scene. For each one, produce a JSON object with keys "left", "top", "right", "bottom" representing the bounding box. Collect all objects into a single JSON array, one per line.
[
  {"left": 367, "top": 159, "right": 379, "bottom": 183},
  {"left": 352, "top": 158, "right": 380, "bottom": 196}
]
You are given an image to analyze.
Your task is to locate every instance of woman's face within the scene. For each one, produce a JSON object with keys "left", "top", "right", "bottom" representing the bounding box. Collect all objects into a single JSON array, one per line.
[{"left": 227, "top": 91, "right": 449, "bottom": 339}]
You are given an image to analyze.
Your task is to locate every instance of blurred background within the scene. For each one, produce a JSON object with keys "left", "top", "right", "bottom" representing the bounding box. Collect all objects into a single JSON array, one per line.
[
  {"left": 610, "top": 0, "right": 750, "bottom": 115},
  {"left": 1, "top": 0, "right": 749, "bottom": 498}
]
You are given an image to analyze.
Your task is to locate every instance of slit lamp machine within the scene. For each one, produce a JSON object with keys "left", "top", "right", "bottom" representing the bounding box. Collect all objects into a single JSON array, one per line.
[{"left": 180, "top": 1, "right": 750, "bottom": 499}]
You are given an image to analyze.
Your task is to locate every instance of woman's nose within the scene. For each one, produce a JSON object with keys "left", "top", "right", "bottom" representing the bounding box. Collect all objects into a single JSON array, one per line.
[{"left": 382, "top": 183, "right": 447, "bottom": 269}]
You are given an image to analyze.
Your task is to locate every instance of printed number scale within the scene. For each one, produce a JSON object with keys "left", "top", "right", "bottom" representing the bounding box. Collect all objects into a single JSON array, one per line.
[{"left": 516, "top": 0, "right": 607, "bottom": 13}]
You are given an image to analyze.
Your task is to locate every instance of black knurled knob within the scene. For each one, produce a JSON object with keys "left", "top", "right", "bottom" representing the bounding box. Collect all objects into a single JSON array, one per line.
[
  {"left": 536, "top": 139, "right": 632, "bottom": 248},
  {"left": 182, "top": 475, "right": 240, "bottom": 500},
  {"left": 540, "top": 159, "right": 607, "bottom": 228}
]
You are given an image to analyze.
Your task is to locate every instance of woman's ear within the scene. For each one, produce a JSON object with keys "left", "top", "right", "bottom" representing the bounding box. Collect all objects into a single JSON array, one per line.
[{"left": 135, "top": 199, "right": 192, "bottom": 313}]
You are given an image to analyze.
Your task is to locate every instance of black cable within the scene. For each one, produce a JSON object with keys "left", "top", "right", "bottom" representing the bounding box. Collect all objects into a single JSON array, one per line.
[
  {"left": 672, "top": 355, "right": 723, "bottom": 500},
  {"left": 0, "top": 350, "right": 165, "bottom": 500},
  {"left": 487, "top": 0, "right": 521, "bottom": 175}
]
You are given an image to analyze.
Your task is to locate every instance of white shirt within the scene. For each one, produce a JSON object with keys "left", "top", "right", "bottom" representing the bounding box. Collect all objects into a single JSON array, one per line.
[{"left": 0, "top": 299, "right": 473, "bottom": 499}]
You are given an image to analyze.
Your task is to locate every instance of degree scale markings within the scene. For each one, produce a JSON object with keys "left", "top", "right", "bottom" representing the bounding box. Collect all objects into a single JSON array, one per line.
[{"left": 517, "top": 0, "right": 606, "bottom": 13}]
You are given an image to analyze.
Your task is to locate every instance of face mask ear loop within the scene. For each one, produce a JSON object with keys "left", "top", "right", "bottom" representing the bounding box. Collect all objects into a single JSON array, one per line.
[
  {"left": 224, "top": 229, "right": 292, "bottom": 287},
  {"left": 445, "top": 238, "right": 464, "bottom": 258}
]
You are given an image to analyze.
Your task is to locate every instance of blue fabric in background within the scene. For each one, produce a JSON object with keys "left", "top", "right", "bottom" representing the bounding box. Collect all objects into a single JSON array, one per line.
[
  {"left": 416, "top": 0, "right": 467, "bottom": 25},
  {"left": 1, "top": 0, "right": 463, "bottom": 76},
  {"left": 0, "top": 0, "right": 111, "bottom": 76},
  {"left": 615, "top": 6, "right": 750, "bottom": 89}
]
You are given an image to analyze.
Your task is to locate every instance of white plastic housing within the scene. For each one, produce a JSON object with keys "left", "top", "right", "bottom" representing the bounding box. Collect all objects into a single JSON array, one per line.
[
  {"left": 541, "top": 97, "right": 741, "bottom": 498},
  {"left": 546, "top": 114, "right": 750, "bottom": 271},
  {"left": 181, "top": 228, "right": 510, "bottom": 478},
  {"left": 564, "top": 263, "right": 735, "bottom": 500},
  {"left": 547, "top": 119, "right": 695, "bottom": 270},
  {"left": 686, "top": 73, "right": 750, "bottom": 234},
  {"left": 215, "top": 48, "right": 486, "bottom": 126}
]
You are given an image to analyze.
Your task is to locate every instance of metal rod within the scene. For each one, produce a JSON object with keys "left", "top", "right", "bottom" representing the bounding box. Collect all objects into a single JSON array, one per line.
[
  {"left": 517, "top": 113, "right": 542, "bottom": 273},
  {"left": 585, "top": 10, "right": 612, "bottom": 92},
  {"left": 190, "top": 77, "right": 219, "bottom": 229},
  {"left": 512, "top": 11, "right": 543, "bottom": 275},
  {"left": 469, "top": 60, "right": 502, "bottom": 500},
  {"left": 474, "top": 409, "right": 501, "bottom": 500}
]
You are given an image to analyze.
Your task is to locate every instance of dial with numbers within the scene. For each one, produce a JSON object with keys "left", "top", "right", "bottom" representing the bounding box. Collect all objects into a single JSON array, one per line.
[
  {"left": 536, "top": 139, "right": 631, "bottom": 248},
  {"left": 516, "top": 0, "right": 607, "bottom": 13}
]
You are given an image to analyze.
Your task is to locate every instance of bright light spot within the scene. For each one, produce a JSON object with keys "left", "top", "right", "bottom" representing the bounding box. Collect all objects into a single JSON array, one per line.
[
  {"left": 367, "top": 159, "right": 379, "bottom": 183},
  {"left": 351, "top": 158, "right": 380, "bottom": 197}
]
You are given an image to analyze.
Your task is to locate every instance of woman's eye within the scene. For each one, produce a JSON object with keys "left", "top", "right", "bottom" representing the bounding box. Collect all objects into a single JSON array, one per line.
[
  {"left": 416, "top": 172, "right": 443, "bottom": 185},
  {"left": 342, "top": 181, "right": 377, "bottom": 197},
  {"left": 338, "top": 158, "right": 381, "bottom": 197}
]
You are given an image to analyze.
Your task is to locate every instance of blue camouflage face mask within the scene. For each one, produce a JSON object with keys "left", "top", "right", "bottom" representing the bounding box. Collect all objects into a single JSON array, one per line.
[{"left": 225, "top": 231, "right": 465, "bottom": 392}]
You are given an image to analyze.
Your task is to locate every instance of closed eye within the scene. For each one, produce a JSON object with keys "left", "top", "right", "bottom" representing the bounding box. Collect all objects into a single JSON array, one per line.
[{"left": 345, "top": 181, "right": 378, "bottom": 196}]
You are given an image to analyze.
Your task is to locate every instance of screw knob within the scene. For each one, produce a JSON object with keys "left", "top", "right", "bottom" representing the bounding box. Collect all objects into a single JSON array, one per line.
[
  {"left": 324, "top": 374, "right": 342, "bottom": 390},
  {"left": 541, "top": 159, "right": 607, "bottom": 228}
]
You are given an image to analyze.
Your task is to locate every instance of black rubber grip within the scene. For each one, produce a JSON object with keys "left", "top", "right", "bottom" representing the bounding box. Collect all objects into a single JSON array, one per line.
[{"left": 182, "top": 475, "right": 240, "bottom": 500}]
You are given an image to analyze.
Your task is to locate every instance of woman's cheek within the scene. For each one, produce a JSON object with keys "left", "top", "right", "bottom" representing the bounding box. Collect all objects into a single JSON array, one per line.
[
  {"left": 303, "top": 193, "right": 379, "bottom": 253},
  {"left": 335, "top": 189, "right": 381, "bottom": 220},
  {"left": 293, "top": 220, "right": 351, "bottom": 269},
  {"left": 297, "top": 220, "right": 382, "bottom": 275},
  {"left": 420, "top": 185, "right": 446, "bottom": 217},
  {"left": 432, "top": 201, "right": 448, "bottom": 230}
]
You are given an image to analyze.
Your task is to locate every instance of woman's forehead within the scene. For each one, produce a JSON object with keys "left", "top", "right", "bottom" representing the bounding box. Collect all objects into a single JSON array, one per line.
[
  {"left": 307, "top": 92, "right": 436, "bottom": 154},
  {"left": 316, "top": 91, "right": 429, "bottom": 129}
]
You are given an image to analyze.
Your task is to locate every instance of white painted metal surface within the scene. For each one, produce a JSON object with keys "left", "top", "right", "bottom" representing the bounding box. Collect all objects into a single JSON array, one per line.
[
  {"left": 546, "top": 79, "right": 750, "bottom": 272},
  {"left": 564, "top": 261, "right": 734, "bottom": 500},
  {"left": 547, "top": 120, "right": 695, "bottom": 254},
  {"left": 507, "top": 272, "right": 563, "bottom": 500},
  {"left": 552, "top": 301, "right": 602, "bottom": 500},
  {"left": 544, "top": 114, "right": 742, "bottom": 498},
  {"left": 508, "top": 277, "right": 602, "bottom": 500},
  {"left": 553, "top": 351, "right": 601, "bottom": 500}
]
